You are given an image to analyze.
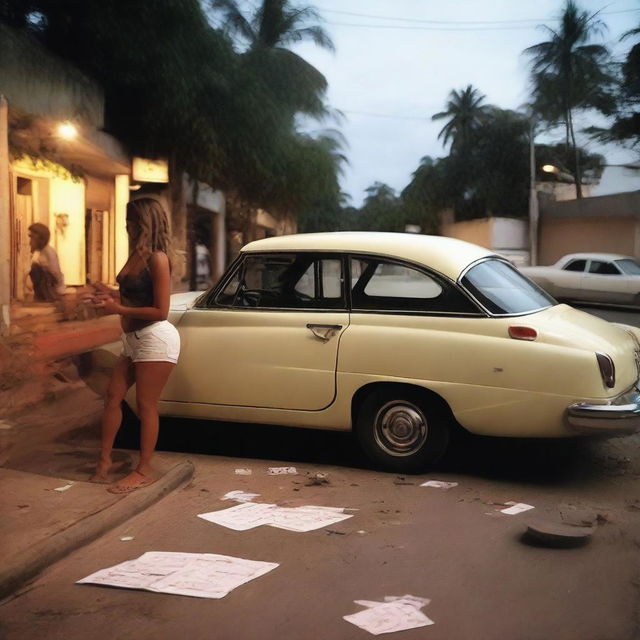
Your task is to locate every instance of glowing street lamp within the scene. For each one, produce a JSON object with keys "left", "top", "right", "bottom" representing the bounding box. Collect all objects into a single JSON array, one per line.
[
  {"left": 57, "top": 121, "right": 78, "bottom": 140},
  {"left": 541, "top": 163, "right": 575, "bottom": 183}
]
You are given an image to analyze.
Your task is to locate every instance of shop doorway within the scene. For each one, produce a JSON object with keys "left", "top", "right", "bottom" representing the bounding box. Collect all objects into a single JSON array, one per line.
[{"left": 11, "top": 176, "right": 34, "bottom": 301}]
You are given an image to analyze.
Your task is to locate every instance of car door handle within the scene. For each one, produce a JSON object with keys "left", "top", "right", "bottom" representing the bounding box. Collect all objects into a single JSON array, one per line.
[{"left": 306, "top": 323, "right": 343, "bottom": 342}]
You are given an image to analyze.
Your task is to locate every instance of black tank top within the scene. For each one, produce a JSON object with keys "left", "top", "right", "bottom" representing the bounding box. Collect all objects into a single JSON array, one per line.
[{"left": 117, "top": 266, "right": 154, "bottom": 307}]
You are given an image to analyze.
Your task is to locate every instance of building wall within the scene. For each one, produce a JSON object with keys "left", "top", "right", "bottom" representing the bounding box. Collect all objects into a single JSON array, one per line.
[
  {"left": 538, "top": 217, "right": 638, "bottom": 265},
  {"left": 537, "top": 190, "right": 640, "bottom": 264},
  {"left": 440, "top": 218, "right": 492, "bottom": 249},
  {"left": 49, "top": 176, "right": 86, "bottom": 285},
  {"left": 440, "top": 217, "right": 528, "bottom": 251}
]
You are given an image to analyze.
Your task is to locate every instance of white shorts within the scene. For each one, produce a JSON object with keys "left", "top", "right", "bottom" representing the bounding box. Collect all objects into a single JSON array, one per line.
[{"left": 121, "top": 321, "right": 180, "bottom": 364}]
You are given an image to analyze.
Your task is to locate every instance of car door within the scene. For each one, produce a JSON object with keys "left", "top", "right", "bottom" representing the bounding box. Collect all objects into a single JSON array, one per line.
[
  {"left": 338, "top": 255, "right": 484, "bottom": 384},
  {"left": 554, "top": 258, "right": 587, "bottom": 299},
  {"left": 580, "top": 259, "right": 628, "bottom": 303},
  {"left": 163, "top": 252, "right": 349, "bottom": 411}
]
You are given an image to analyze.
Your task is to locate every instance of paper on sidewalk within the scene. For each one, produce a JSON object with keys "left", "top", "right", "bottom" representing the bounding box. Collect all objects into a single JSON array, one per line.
[
  {"left": 77, "top": 551, "right": 278, "bottom": 599},
  {"left": 54, "top": 482, "right": 75, "bottom": 492},
  {"left": 222, "top": 490, "right": 260, "bottom": 503},
  {"left": 500, "top": 502, "right": 535, "bottom": 515},
  {"left": 420, "top": 480, "right": 458, "bottom": 489},
  {"left": 198, "top": 502, "right": 353, "bottom": 532},
  {"left": 234, "top": 468, "right": 252, "bottom": 475},
  {"left": 267, "top": 467, "right": 297, "bottom": 475},
  {"left": 344, "top": 594, "right": 434, "bottom": 635}
]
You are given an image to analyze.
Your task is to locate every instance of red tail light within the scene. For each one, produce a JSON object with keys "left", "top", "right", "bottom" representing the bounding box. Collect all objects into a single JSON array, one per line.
[
  {"left": 508, "top": 326, "right": 537, "bottom": 341},
  {"left": 595, "top": 352, "right": 615, "bottom": 388}
]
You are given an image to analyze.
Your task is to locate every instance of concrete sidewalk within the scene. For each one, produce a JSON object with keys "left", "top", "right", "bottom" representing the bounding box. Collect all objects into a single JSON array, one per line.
[{"left": 0, "top": 383, "right": 194, "bottom": 601}]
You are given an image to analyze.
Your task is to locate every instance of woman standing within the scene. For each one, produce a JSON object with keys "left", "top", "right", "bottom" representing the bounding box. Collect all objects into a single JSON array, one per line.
[{"left": 90, "top": 198, "right": 180, "bottom": 494}]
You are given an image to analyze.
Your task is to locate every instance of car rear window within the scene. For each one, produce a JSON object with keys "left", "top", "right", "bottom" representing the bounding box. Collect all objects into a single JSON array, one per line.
[
  {"left": 616, "top": 259, "right": 640, "bottom": 275},
  {"left": 461, "top": 259, "right": 556, "bottom": 315}
]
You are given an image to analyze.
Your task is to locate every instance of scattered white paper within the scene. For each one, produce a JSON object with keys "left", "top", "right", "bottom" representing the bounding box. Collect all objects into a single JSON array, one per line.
[
  {"left": 234, "top": 468, "right": 252, "bottom": 475},
  {"left": 222, "top": 490, "right": 260, "bottom": 503},
  {"left": 120, "top": 536, "right": 134, "bottom": 542},
  {"left": 77, "top": 551, "right": 278, "bottom": 599},
  {"left": 420, "top": 480, "right": 458, "bottom": 490},
  {"left": 500, "top": 502, "right": 535, "bottom": 515},
  {"left": 344, "top": 595, "right": 434, "bottom": 635},
  {"left": 54, "top": 482, "right": 75, "bottom": 492},
  {"left": 268, "top": 467, "right": 297, "bottom": 475},
  {"left": 198, "top": 502, "right": 353, "bottom": 533}
]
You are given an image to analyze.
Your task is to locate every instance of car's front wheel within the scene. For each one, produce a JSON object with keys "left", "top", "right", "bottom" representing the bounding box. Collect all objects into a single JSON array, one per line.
[{"left": 355, "top": 388, "right": 450, "bottom": 473}]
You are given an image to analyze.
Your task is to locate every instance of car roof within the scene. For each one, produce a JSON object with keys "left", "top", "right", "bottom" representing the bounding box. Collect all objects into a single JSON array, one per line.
[
  {"left": 241, "top": 232, "right": 496, "bottom": 279},
  {"left": 559, "top": 252, "right": 635, "bottom": 262}
]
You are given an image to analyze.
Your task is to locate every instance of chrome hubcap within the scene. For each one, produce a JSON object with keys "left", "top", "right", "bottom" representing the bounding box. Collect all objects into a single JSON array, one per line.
[{"left": 373, "top": 400, "right": 428, "bottom": 457}]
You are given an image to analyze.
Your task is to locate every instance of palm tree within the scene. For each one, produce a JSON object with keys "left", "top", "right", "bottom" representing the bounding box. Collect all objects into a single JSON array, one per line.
[
  {"left": 210, "top": 0, "right": 334, "bottom": 120},
  {"left": 211, "top": 0, "right": 333, "bottom": 51},
  {"left": 431, "top": 85, "right": 490, "bottom": 152},
  {"left": 524, "top": 0, "right": 616, "bottom": 197}
]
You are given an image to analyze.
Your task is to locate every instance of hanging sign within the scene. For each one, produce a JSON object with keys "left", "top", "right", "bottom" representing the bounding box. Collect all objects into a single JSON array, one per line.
[{"left": 132, "top": 157, "right": 169, "bottom": 183}]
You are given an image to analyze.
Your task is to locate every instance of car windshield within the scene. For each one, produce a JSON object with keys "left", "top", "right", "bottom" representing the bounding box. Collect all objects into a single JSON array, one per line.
[
  {"left": 461, "top": 259, "right": 556, "bottom": 314},
  {"left": 615, "top": 258, "right": 640, "bottom": 275}
]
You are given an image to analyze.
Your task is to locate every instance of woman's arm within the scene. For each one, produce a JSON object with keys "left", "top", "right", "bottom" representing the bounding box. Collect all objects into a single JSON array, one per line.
[{"left": 94, "top": 252, "right": 171, "bottom": 320}]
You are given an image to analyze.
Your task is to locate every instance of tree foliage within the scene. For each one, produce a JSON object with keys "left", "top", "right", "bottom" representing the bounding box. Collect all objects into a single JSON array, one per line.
[
  {"left": 0, "top": 0, "right": 345, "bottom": 223},
  {"left": 524, "top": 0, "right": 616, "bottom": 196},
  {"left": 431, "top": 85, "right": 491, "bottom": 153},
  {"left": 589, "top": 23, "right": 640, "bottom": 147}
]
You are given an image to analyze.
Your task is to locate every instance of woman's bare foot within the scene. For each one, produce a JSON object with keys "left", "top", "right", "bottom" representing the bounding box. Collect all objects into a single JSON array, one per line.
[
  {"left": 90, "top": 459, "right": 124, "bottom": 484},
  {"left": 107, "top": 468, "right": 157, "bottom": 494}
]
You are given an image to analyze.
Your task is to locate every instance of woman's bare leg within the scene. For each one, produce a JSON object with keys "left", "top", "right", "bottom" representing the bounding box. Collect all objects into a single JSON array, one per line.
[
  {"left": 108, "top": 361, "right": 174, "bottom": 491},
  {"left": 91, "top": 357, "right": 134, "bottom": 482}
]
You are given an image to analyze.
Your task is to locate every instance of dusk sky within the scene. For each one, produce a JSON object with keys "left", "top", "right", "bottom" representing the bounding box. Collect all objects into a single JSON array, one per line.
[{"left": 290, "top": 0, "right": 640, "bottom": 206}]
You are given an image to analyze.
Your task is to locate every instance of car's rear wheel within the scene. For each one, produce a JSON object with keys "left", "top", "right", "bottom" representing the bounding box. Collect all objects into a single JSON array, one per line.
[{"left": 355, "top": 388, "right": 450, "bottom": 473}]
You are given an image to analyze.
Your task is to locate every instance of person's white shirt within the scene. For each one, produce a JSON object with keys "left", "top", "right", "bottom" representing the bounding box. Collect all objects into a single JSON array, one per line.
[{"left": 33, "top": 245, "right": 66, "bottom": 295}]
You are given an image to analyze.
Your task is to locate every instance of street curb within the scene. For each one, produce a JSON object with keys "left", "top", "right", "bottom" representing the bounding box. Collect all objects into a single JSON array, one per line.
[{"left": 0, "top": 459, "right": 194, "bottom": 602}]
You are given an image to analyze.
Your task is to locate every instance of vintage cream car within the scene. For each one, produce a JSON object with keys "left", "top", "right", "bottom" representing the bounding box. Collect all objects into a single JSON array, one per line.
[
  {"left": 521, "top": 253, "right": 640, "bottom": 306},
  {"left": 153, "top": 233, "right": 640, "bottom": 472}
]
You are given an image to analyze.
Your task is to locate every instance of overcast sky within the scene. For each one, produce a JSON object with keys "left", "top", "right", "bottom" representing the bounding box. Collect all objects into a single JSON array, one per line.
[{"left": 290, "top": 0, "right": 640, "bottom": 206}]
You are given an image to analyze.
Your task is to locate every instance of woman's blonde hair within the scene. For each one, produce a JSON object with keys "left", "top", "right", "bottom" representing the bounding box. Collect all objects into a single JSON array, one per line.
[{"left": 127, "top": 198, "right": 172, "bottom": 264}]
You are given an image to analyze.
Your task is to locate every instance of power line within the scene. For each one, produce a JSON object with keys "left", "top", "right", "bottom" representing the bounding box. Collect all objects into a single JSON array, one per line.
[
  {"left": 342, "top": 109, "right": 428, "bottom": 121},
  {"left": 322, "top": 8, "right": 640, "bottom": 32},
  {"left": 327, "top": 21, "right": 539, "bottom": 31}
]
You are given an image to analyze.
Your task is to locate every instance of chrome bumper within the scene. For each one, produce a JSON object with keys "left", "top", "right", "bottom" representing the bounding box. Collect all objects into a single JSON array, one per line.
[{"left": 567, "top": 387, "right": 640, "bottom": 436}]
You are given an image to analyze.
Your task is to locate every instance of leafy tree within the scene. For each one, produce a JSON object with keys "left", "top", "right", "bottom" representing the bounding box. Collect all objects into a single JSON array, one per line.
[
  {"left": 524, "top": 0, "right": 617, "bottom": 197},
  {"left": 207, "top": 0, "right": 342, "bottom": 227},
  {"left": 209, "top": 0, "right": 333, "bottom": 121},
  {"left": 2, "top": 0, "right": 346, "bottom": 228},
  {"left": 431, "top": 85, "right": 490, "bottom": 153},
  {"left": 589, "top": 23, "right": 640, "bottom": 147},
  {"left": 296, "top": 129, "right": 349, "bottom": 232},
  {"left": 400, "top": 156, "right": 449, "bottom": 234},
  {"left": 356, "top": 182, "right": 405, "bottom": 232}
]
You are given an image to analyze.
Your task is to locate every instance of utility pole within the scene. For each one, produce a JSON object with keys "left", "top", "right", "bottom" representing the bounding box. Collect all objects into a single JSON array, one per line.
[
  {"left": 528, "top": 121, "right": 539, "bottom": 267},
  {"left": 0, "top": 95, "right": 11, "bottom": 336}
]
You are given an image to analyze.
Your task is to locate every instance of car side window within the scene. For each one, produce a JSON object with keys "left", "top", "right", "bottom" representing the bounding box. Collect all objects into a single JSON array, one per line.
[
  {"left": 350, "top": 257, "right": 478, "bottom": 313},
  {"left": 563, "top": 259, "right": 586, "bottom": 272},
  {"left": 588, "top": 260, "right": 620, "bottom": 275},
  {"left": 215, "top": 253, "right": 345, "bottom": 309}
]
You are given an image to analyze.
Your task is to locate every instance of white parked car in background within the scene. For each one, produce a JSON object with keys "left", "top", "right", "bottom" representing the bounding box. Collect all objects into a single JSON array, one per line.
[
  {"left": 126, "top": 234, "right": 640, "bottom": 473},
  {"left": 521, "top": 253, "right": 640, "bottom": 306}
]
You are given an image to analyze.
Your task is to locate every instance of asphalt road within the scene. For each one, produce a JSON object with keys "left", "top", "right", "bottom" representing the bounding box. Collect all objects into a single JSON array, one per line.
[
  {"left": 1, "top": 302, "right": 639, "bottom": 640},
  {"left": 574, "top": 302, "right": 640, "bottom": 328}
]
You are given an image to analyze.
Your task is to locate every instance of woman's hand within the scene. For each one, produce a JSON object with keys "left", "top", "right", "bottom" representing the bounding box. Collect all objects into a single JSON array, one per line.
[
  {"left": 91, "top": 282, "right": 120, "bottom": 303},
  {"left": 91, "top": 296, "right": 121, "bottom": 315}
]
